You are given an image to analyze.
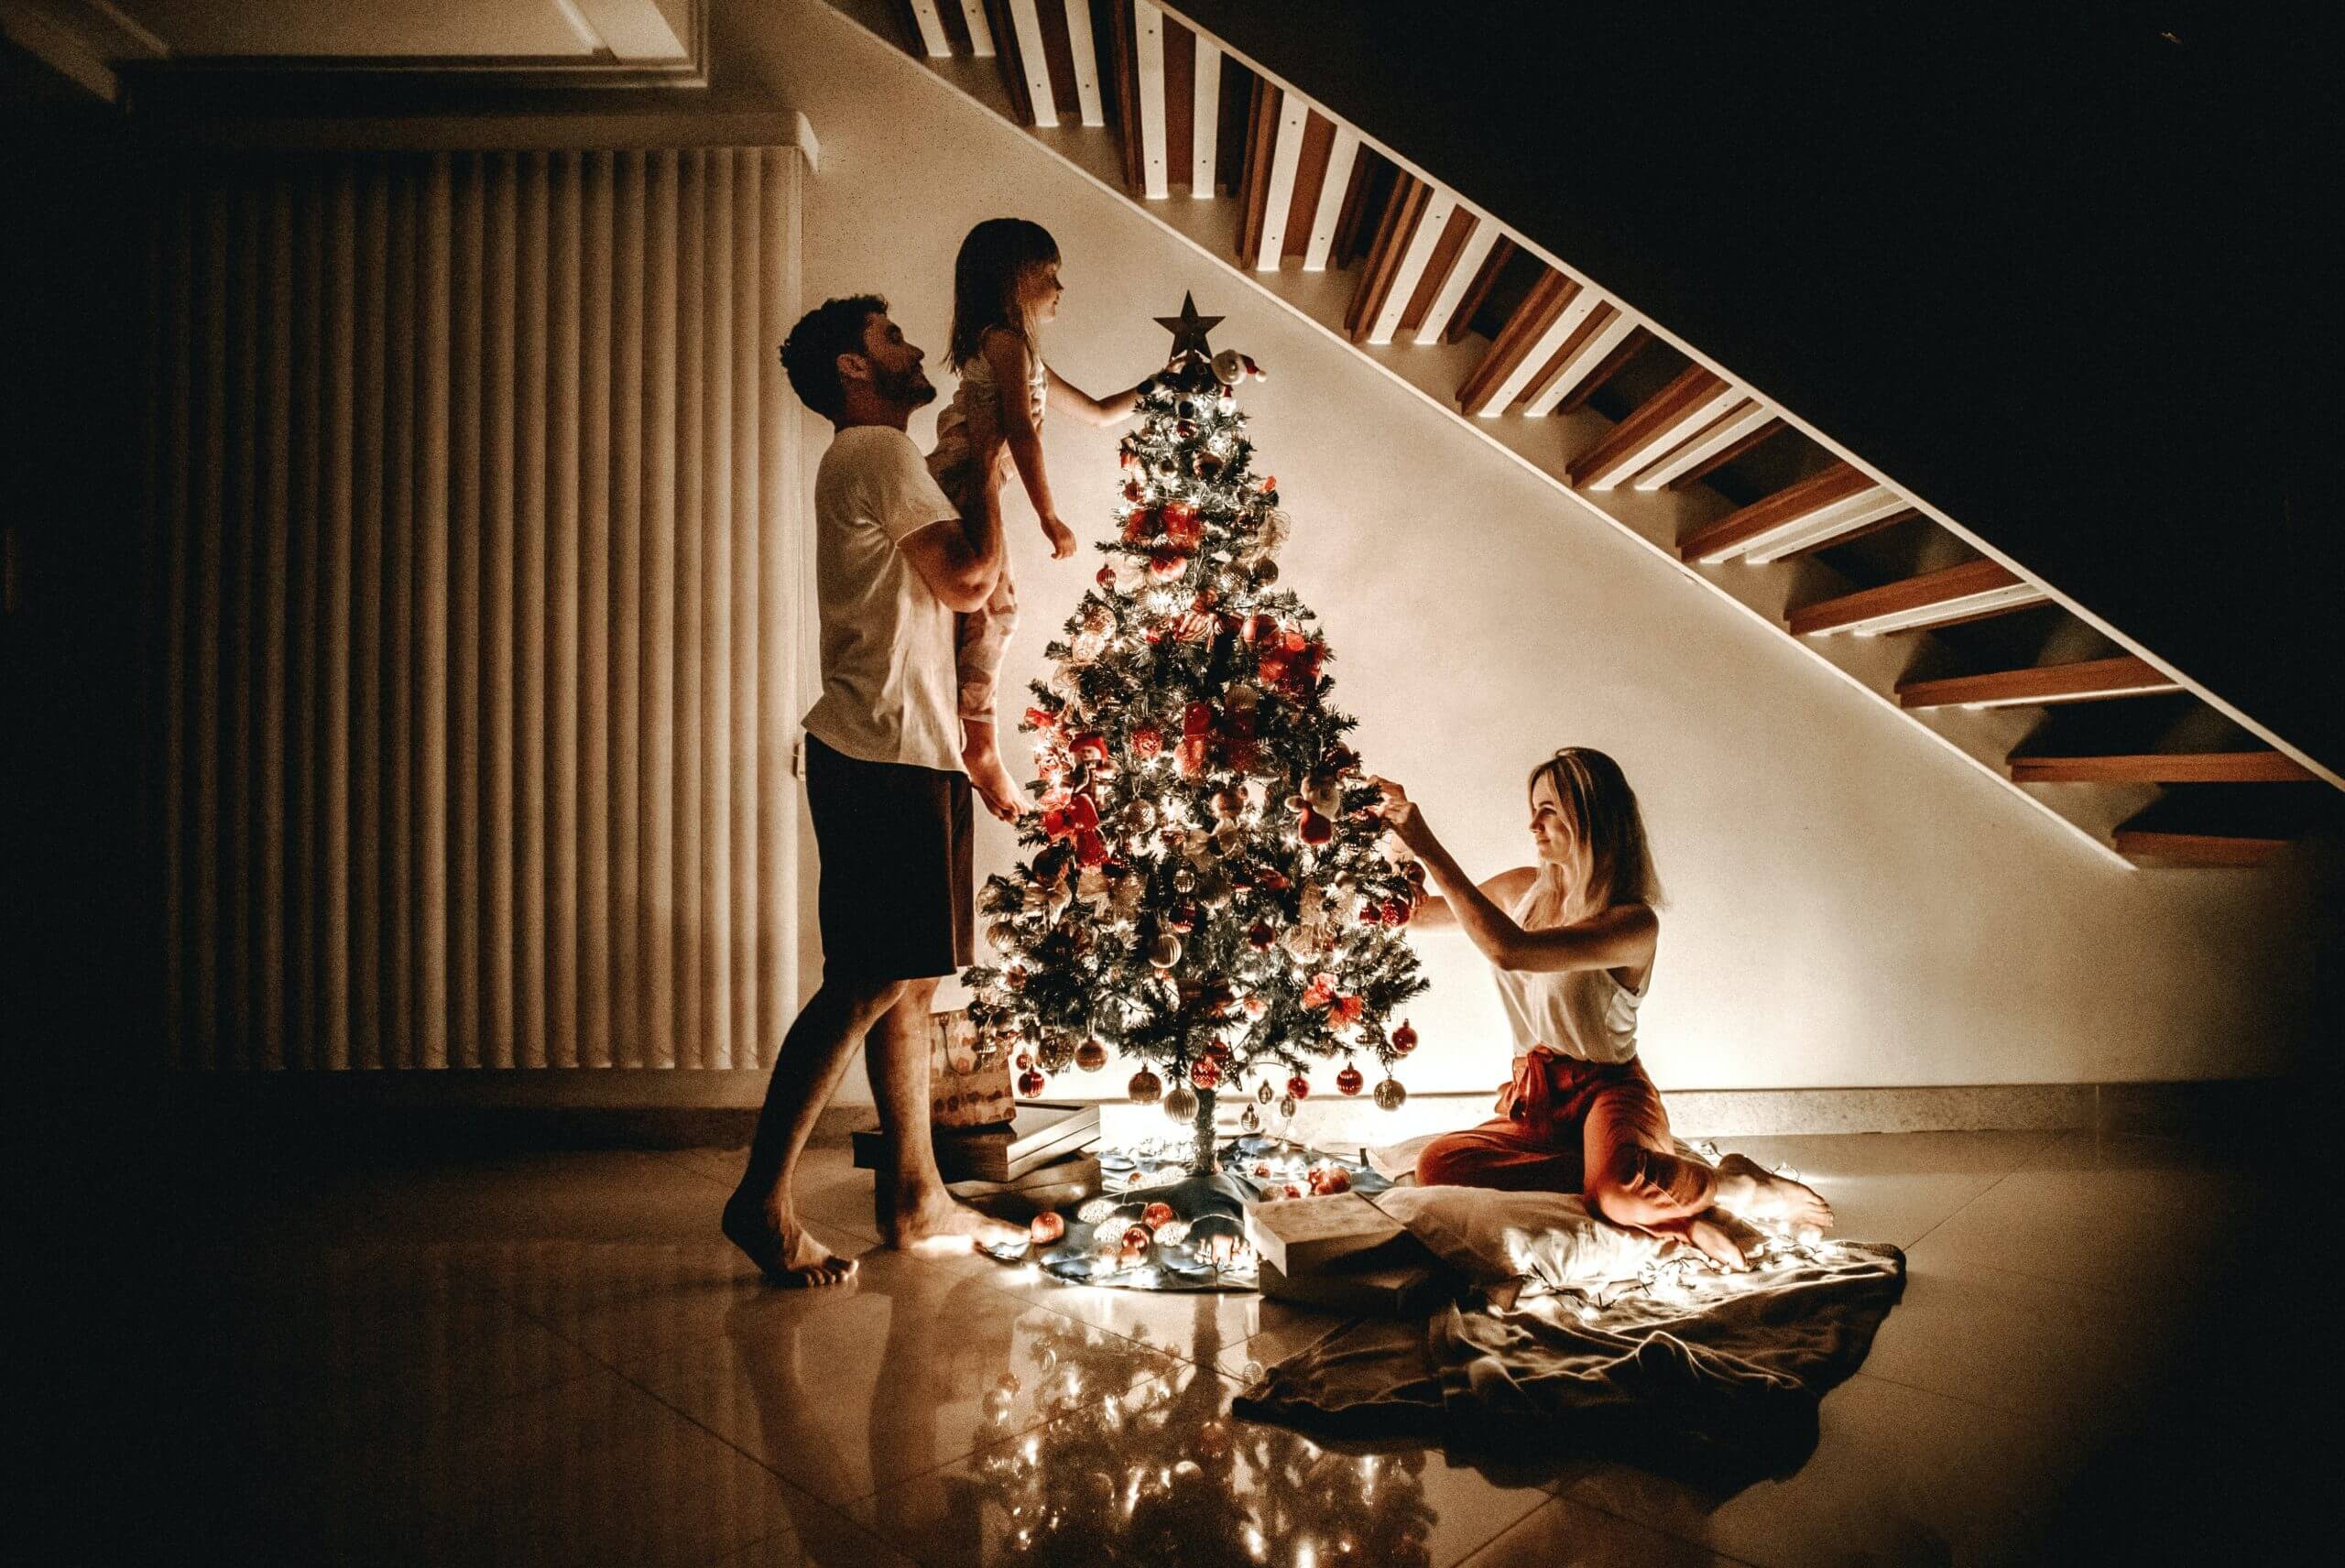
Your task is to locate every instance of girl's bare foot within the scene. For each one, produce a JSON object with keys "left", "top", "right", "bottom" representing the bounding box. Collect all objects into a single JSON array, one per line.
[
  {"left": 887, "top": 1187, "right": 1028, "bottom": 1254},
  {"left": 723, "top": 1194, "right": 859, "bottom": 1289},
  {"left": 1714, "top": 1152, "right": 1836, "bottom": 1233},
  {"left": 961, "top": 741, "right": 1023, "bottom": 823}
]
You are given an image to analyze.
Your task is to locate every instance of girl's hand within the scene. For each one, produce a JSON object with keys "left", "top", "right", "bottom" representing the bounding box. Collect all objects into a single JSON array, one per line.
[
  {"left": 1041, "top": 514, "right": 1077, "bottom": 560},
  {"left": 1367, "top": 776, "right": 1432, "bottom": 852}
]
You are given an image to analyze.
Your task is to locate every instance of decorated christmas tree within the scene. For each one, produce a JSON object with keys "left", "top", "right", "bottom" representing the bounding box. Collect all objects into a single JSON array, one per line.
[{"left": 965, "top": 296, "right": 1429, "bottom": 1176}]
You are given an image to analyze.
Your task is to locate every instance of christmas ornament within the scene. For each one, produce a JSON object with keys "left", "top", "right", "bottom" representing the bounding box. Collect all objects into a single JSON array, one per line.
[
  {"left": 1278, "top": 1093, "right": 1298, "bottom": 1118},
  {"left": 1373, "top": 1076, "right": 1408, "bottom": 1112},
  {"left": 1074, "top": 1038, "right": 1108, "bottom": 1072},
  {"left": 1141, "top": 1201, "right": 1177, "bottom": 1232},
  {"left": 1240, "top": 1104, "right": 1262, "bottom": 1133},
  {"left": 1286, "top": 1074, "right": 1312, "bottom": 1101},
  {"left": 1189, "top": 1055, "right": 1221, "bottom": 1090},
  {"left": 1391, "top": 1021, "right": 1417, "bottom": 1054},
  {"left": 1255, "top": 1079, "right": 1276, "bottom": 1105},
  {"left": 1147, "top": 932, "right": 1183, "bottom": 968},
  {"left": 1018, "top": 1068, "right": 1046, "bottom": 1097},
  {"left": 1336, "top": 1062, "right": 1365, "bottom": 1096},
  {"left": 1162, "top": 1082, "right": 1199, "bottom": 1125},
  {"left": 1077, "top": 1197, "right": 1117, "bottom": 1225},
  {"left": 1128, "top": 1067, "right": 1162, "bottom": 1105},
  {"left": 1029, "top": 1210, "right": 1066, "bottom": 1246},
  {"left": 1119, "top": 1224, "right": 1153, "bottom": 1265}
]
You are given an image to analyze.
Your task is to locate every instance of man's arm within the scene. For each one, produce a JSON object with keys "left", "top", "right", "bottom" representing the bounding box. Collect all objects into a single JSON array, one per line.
[{"left": 896, "top": 485, "right": 1004, "bottom": 614}]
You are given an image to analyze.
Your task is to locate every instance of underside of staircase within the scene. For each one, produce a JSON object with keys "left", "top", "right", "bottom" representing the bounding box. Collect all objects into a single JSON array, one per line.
[{"left": 848, "top": 0, "right": 2341, "bottom": 869}]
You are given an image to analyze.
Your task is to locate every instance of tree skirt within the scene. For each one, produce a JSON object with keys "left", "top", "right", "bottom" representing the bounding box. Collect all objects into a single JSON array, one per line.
[{"left": 978, "top": 1136, "right": 1393, "bottom": 1292}]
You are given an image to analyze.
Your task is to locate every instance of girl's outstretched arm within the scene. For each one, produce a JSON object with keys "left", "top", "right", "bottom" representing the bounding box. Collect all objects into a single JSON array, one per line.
[
  {"left": 1370, "top": 777, "right": 1656, "bottom": 975},
  {"left": 1045, "top": 365, "right": 1145, "bottom": 428}
]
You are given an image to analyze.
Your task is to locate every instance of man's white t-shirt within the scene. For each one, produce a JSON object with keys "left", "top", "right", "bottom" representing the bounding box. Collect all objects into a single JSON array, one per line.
[{"left": 802, "top": 424, "right": 967, "bottom": 776}]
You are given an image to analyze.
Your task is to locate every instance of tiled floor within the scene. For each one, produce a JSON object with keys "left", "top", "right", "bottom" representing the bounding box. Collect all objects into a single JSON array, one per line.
[{"left": 140, "top": 1127, "right": 2312, "bottom": 1565}]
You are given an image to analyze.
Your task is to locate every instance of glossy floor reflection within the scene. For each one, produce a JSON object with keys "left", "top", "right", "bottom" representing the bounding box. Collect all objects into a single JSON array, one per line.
[{"left": 147, "top": 1127, "right": 2307, "bottom": 1565}]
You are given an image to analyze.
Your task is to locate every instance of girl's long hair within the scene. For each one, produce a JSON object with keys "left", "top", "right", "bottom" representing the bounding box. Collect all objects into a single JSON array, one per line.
[
  {"left": 1525, "top": 747, "right": 1664, "bottom": 927},
  {"left": 947, "top": 217, "right": 1061, "bottom": 370}
]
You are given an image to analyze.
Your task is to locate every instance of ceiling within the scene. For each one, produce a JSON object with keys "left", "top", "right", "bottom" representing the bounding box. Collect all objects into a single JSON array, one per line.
[{"left": 69, "top": 0, "right": 693, "bottom": 62}]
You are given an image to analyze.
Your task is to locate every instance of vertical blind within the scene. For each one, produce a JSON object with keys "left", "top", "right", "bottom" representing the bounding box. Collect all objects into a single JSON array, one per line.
[{"left": 155, "top": 144, "right": 807, "bottom": 1071}]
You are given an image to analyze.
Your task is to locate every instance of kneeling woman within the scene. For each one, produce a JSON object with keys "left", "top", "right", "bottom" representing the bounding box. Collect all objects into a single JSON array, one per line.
[{"left": 1371, "top": 748, "right": 1831, "bottom": 1270}]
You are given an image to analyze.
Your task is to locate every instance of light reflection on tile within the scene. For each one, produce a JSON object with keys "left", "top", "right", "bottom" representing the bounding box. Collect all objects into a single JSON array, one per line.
[
  {"left": 630, "top": 1269, "right": 1184, "bottom": 1504},
  {"left": 853, "top": 1364, "right": 1554, "bottom": 1568}
]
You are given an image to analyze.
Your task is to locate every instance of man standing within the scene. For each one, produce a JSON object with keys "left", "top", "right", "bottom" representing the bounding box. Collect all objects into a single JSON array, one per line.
[{"left": 725, "top": 296, "right": 1024, "bottom": 1285}]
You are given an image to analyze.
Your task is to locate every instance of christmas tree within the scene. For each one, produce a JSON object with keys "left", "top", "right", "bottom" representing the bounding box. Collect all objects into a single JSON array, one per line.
[{"left": 965, "top": 296, "right": 1429, "bottom": 1176}]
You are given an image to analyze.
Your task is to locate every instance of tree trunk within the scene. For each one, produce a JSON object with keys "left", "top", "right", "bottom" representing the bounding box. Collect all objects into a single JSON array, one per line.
[{"left": 1189, "top": 1085, "right": 1217, "bottom": 1175}]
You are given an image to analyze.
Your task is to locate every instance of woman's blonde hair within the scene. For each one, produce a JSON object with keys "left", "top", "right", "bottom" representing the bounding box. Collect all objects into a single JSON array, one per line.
[{"left": 1525, "top": 747, "right": 1663, "bottom": 925}]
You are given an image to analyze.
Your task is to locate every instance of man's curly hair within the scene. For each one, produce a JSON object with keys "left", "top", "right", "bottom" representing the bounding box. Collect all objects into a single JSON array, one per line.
[{"left": 779, "top": 294, "right": 887, "bottom": 422}]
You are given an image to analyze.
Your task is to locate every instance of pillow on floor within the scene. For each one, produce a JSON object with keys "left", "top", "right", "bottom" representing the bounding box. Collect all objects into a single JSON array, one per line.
[{"left": 1369, "top": 1184, "right": 1671, "bottom": 1296}]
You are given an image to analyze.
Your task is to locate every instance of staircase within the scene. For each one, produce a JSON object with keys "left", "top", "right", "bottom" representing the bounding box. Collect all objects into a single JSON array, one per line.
[{"left": 850, "top": 0, "right": 2340, "bottom": 867}]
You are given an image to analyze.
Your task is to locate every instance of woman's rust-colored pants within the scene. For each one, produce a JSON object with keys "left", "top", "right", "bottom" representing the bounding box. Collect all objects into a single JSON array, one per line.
[{"left": 1415, "top": 1046, "right": 1718, "bottom": 1233}]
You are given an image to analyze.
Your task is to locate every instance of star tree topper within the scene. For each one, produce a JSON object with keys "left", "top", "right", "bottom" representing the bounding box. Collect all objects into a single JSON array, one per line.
[{"left": 1154, "top": 291, "right": 1224, "bottom": 362}]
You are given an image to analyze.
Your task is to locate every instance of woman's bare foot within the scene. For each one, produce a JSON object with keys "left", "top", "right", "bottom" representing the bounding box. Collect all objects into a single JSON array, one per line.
[
  {"left": 1714, "top": 1152, "right": 1836, "bottom": 1233},
  {"left": 1683, "top": 1211, "right": 1753, "bottom": 1271},
  {"left": 961, "top": 739, "right": 1023, "bottom": 823},
  {"left": 723, "top": 1194, "right": 859, "bottom": 1289},
  {"left": 887, "top": 1186, "right": 1028, "bottom": 1254}
]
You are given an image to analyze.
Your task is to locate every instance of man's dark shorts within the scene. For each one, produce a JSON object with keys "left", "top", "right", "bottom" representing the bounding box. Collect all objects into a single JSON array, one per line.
[{"left": 804, "top": 734, "right": 974, "bottom": 981}]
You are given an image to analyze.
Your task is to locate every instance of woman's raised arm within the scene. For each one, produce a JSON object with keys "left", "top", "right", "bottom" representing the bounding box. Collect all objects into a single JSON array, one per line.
[{"left": 1370, "top": 776, "right": 1655, "bottom": 975}]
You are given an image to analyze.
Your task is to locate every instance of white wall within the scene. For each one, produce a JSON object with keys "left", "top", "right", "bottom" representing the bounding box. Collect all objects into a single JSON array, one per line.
[{"left": 730, "top": 0, "right": 2320, "bottom": 1101}]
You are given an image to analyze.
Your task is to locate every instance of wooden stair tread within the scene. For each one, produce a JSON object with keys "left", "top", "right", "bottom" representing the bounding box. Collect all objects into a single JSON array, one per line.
[
  {"left": 1681, "top": 461, "right": 1891, "bottom": 563},
  {"left": 1896, "top": 656, "right": 2180, "bottom": 710},
  {"left": 1788, "top": 559, "right": 2043, "bottom": 637},
  {"left": 2111, "top": 830, "right": 2287, "bottom": 867},
  {"left": 2009, "top": 752, "right": 2316, "bottom": 785}
]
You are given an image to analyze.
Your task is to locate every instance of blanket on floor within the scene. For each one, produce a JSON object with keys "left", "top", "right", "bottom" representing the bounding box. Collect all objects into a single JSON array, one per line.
[{"left": 1235, "top": 1182, "right": 1905, "bottom": 1477}]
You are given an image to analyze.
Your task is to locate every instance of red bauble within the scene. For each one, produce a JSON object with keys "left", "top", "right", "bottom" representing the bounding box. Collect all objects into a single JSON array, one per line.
[
  {"left": 1336, "top": 1063, "right": 1365, "bottom": 1096},
  {"left": 1141, "top": 1201, "right": 1177, "bottom": 1231},
  {"left": 1018, "top": 1068, "right": 1047, "bottom": 1097},
  {"left": 1286, "top": 1074, "right": 1312, "bottom": 1101},
  {"left": 1148, "top": 547, "right": 1187, "bottom": 582},
  {"left": 1241, "top": 613, "right": 1279, "bottom": 645},
  {"left": 1189, "top": 1056, "right": 1220, "bottom": 1090},
  {"left": 1381, "top": 898, "right": 1412, "bottom": 926},
  {"left": 1029, "top": 1210, "right": 1066, "bottom": 1245},
  {"left": 1096, "top": 563, "right": 1118, "bottom": 591},
  {"left": 1296, "top": 805, "right": 1334, "bottom": 846},
  {"left": 1330, "top": 995, "right": 1363, "bottom": 1027},
  {"left": 1165, "top": 510, "right": 1204, "bottom": 550},
  {"left": 1130, "top": 724, "right": 1164, "bottom": 758},
  {"left": 1123, "top": 479, "right": 1145, "bottom": 501},
  {"left": 1247, "top": 920, "right": 1275, "bottom": 951},
  {"left": 1074, "top": 829, "right": 1109, "bottom": 867},
  {"left": 1129, "top": 1067, "right": 1163, "bottom": 1104},
  {"left": 1123, "top": 508, "right": 1159, "bottom": 543},
  {"left": 1391, "top": 1021, "right": 1418, "bottom": 1055}
]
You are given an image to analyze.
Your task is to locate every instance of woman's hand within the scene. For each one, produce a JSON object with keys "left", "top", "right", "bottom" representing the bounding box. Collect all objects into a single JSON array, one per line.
[{"left": 1368, "top": 776, "right": 1433, "bottom": 855}]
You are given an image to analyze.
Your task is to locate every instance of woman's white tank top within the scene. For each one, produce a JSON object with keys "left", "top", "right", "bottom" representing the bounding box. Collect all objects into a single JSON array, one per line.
[{"left": 1489, "top": 883, "right": 1649, "bottom": 1065}]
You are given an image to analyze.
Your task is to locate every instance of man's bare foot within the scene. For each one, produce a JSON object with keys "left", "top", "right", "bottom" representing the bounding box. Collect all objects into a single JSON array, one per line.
[
  {"left": 962, "top": 742, "right": 1023, "bottom": 824},
  {"left": 1714, "top": 1152, "right": 1836, "bottom": 1233},
  {"left": 887, "top": 1188, "right": 1028, "bottom": 1254},
  {"left": 723, "top": 1195, "right": 859, "bottom": 1289}
]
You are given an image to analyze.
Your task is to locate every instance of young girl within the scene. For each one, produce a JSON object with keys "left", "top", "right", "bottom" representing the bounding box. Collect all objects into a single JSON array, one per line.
[
  {"left": 1370, "top": 749, "right": 1834, "bottom": 1270},
  {"left": 929, "top": 218, "right": 1145, "bottom": 821}
]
